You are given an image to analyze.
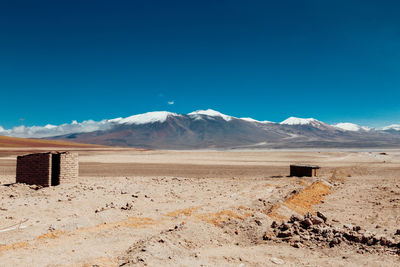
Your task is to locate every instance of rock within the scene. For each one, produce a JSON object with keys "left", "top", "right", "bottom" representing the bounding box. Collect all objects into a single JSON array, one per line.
[
  {"left": 121, "top": 203, "right": 133, "bottom": 210},
  {"left": 385, "top": 238, "right": 395, "bottom": 247},
  {"left": 395, "top": 229, "right": 400, "bottom": 235},
  {"left": 358, "top": 229, "right": 366, "bottom": 235},
  {"left": 290, "top": 235, "right": 301, "bottom": 242},
  {"left": 317, "top": 211, "right": 327, "bottom": 222},
  {"left": 279, "top": 223, "right": 290, "bottom": 231},
  {"left": 343, "top": 224, "right": 354, "bottom": 230},
  {"left": 277, "top": 230, "right": 292, "bottom": 238},
  {"left": 311, "top": 217, "right": 324, "bottom": 225},
  {"left": 263, "top": 232, "right": 275, "bottom": 241},
  {"left": 378, "top": 236, "right": 389, "bottom": 246},
  {"left": 353, "top": 226, "right": 361, "bottom": 232},
  {"left": 301, "top": 219, "right": 312, "bottom": 229},
  {"left": 367, "top": 238, "right": 375, "bottom": 246},
  {"left": 29, "top": 185, "right": 42, "bottom": 190},
  {"left": 270, "top": 257, "right": 284, "bottom": 265},
  {"left": 254, "top": 219, "right": 262, "bottom": 226},
  {"left": 292, "top": 242, "right": 303, "bottom": 248},
  {"left": 361, "top": 234, "right": 374, "bottom": 244},
  {"left": 311, "top": 227, "right": 321, "bottom": 234},
  {"left": 271, "top": 221, "right": 278, "bottom": 228},
  {"left": 290, "top": 214, "right": 302, "bottom": 223},
  {"left": 321, "top": 229, "right": 333, "bottom": 239},
  {"left": 344, "top": 232, "right": 362, "bottom": 243}
]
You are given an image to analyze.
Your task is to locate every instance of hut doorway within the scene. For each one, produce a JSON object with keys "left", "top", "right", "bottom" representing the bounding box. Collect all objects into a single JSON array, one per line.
[{"left": 51, "top": 154, "right": 61, "bottom": 186}]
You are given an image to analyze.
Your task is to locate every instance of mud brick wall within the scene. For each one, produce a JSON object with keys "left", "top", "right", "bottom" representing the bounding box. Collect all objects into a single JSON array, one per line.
[
  {"left": 16, "top": 152, "right": 79, "bottom": 186},
  {"left": 16, "top": 153, "right": 52, "bottom": 186},
  {"left": 59, "top": 152, "right": 79, "bottom": 183},
  {"left": 290, "top": 165, "right": 318, "bottom": 177}
]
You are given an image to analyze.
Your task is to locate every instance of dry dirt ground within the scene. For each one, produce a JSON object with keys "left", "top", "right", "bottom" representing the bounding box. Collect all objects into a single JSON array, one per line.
[{"left": 0, "top": 148, "right": 399, "bottom": 266}]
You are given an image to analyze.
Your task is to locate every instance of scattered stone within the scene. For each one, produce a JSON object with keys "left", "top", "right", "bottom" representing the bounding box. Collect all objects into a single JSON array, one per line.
[
  {"left": 289, "top": 214, "right": 302, "bottom": 223},
  {"left": 343, "top": 224, "right": 354, "bottom": 230},
  {"left": 263, "top": 232, "right": 275, "bottom": 241},
  {"left": 270, "top": 257, "right": 284, "bottom": 265},
  {"left": 310, "top": 217, "right": 323, "bottom": 225},
  {"left": 316, "top": 211, "right": 327, "bottom": 222},
  {"left": 264, "top": 212, "right": 400, "bottom": 255},
  {"left": 395, "top": 229, "right": 400, "bottom": 235},
  {"left": 279, "top": 223, "right": 290, "bottom": 231},
  {"left": 277, "top": 230, "right": 292, "bottom": 238},
  {"left": 300, "top": 218, "right": 312, "bottom": 229},
  {"left": 292, "top": 242, "right": 303, "bottom": 248},
  {"left": 29, "top": 185, "right": 42, "bottom": 190},
  {"left": 121, "top": 203, "right": 133, "bottom": 210}
]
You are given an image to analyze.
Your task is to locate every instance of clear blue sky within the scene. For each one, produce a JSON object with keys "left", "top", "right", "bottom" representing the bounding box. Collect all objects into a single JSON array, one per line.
[{"left": 1, "top": 0, "right": 400, "bottom": 128}]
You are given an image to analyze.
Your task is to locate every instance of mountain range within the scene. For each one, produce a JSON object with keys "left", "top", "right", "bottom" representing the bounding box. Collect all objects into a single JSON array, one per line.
[{"left": 1, "top": 109, "right": 400, "bottom": 149}]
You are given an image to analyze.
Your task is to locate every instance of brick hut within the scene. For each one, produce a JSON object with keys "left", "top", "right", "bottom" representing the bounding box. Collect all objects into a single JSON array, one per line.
[
  {"left": 290, "top": 164, "right": 320, "bottom": 177},
  {"left": 16, "top": 152, "right": 78, "bottom": 187}
]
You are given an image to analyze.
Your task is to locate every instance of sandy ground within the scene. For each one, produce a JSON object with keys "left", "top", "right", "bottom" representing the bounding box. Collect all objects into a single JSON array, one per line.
[{"left": 0, "top": 149, "right": 399, "bottom": 266}]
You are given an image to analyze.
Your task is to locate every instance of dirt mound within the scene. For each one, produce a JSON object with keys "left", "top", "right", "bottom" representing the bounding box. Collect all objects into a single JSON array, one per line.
[
  {"left": 264, "top": 212, "right": 400, "bottom": 255},
  {"left": 267, "top": 181, "right": 332, "bottom": 220}
]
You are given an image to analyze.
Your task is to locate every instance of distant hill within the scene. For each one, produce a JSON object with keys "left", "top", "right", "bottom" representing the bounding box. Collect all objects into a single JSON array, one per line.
[{"left": 0, "top": 135, "right": 104, "bottom": 148}]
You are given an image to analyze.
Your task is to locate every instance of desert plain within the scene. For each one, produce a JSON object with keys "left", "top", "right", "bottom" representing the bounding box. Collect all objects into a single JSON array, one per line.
[{"left": 0, "top": 148, "right": 399, "bottom": 266}]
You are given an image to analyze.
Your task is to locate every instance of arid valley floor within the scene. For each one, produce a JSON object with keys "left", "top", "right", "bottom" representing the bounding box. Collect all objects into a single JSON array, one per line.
[{"left": 0, "top": 148, "right": 399, "bottom": 266}]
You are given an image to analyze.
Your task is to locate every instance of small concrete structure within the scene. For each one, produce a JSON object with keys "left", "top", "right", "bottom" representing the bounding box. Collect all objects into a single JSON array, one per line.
[
  {"left": 290, "top": 164, "right": 320, "bottom": 177},
  {"left": 16, "top": 152, "right": 78, "bottom": 187}
]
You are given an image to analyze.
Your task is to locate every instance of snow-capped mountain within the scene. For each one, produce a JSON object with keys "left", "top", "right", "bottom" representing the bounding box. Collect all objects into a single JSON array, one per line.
[
  {"left": 334, "top": 123, "right": 371, "bottom": 132},
  {"left": 112, "top": 111, "right": 180, "bottom": 125},
  {"left": 280, "top": 117, "right": 318, "bottom": 125},
  {"left": 188, "top": 109, "right": 233, "bottom": 121},
  {"left": 240, "top": 117, "right": 273, "bottom": 124},
  {"left": 1, "top": 109, "right": 400, "bottom": 149},
  {"left": 280, "top": 117, "right": 333, "bottom": 131},
  {"left": 381, "top": 124, "right": 400, "bottom": 131}
]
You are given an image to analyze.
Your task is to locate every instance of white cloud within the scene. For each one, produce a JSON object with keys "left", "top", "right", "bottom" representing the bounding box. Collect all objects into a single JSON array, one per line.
[
  {"left": 0, "top": 119, "right": 115, "bottom": 138},
  {"left": 0, "top": 112, "right": 181, "bottom": 138},
  {"left": 167, "top": 101, "right": 175, "bottom": 105}
]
